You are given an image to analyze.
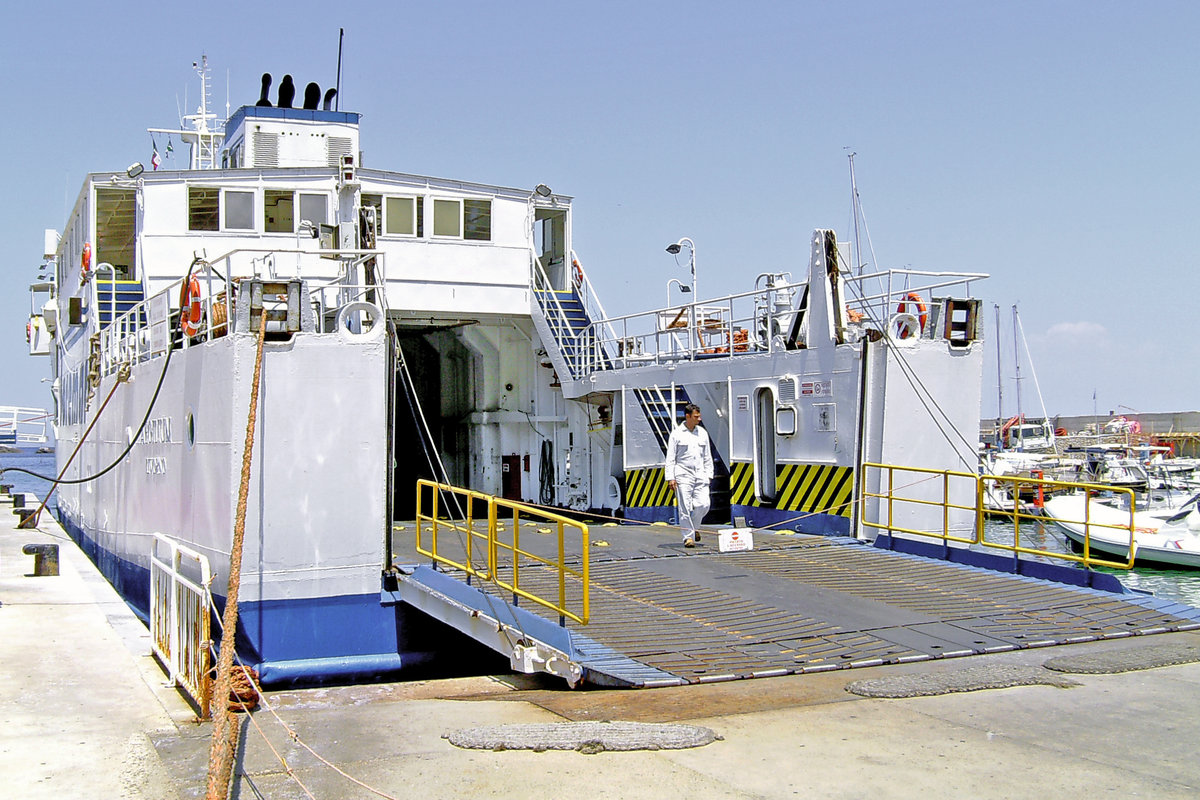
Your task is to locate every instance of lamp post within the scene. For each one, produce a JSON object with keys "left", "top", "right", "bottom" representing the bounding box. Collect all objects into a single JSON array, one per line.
[{"left": 665, "top": 238, "right": 696, "bottom": 355}]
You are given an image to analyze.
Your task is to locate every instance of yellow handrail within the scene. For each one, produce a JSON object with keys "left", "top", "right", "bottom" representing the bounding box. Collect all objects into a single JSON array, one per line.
[
  {"left": 860, "top": 462, "right": 1137, "bottom": 570},
  {"left": 415, "top": 479, "right": 590, "bottom": 624}
]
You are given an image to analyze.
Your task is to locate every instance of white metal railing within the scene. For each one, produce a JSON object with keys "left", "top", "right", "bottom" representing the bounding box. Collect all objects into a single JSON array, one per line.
[
  {"left": 150, "top": 533, "right": 213, "bottom": 718},
  {"left": 581, "top": 267, "right": 987, "bottom": 372},
  {"left": 95, "top": 248, "right": 387, "bottom": 378},
  {"left": 0, "top": 406, "right": 51, "bottom": 444}
]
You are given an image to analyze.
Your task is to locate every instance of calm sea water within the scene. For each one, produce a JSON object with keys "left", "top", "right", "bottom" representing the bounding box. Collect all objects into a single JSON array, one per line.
[
  {"left": 981, "top": 517, "right": 1200, "bottom": 607},
  {"left": 0, "top": 448, "right": 58, "bottom": 514},
  {"left": 4, "top": 447, "right": 1197, "bottom": 607}
]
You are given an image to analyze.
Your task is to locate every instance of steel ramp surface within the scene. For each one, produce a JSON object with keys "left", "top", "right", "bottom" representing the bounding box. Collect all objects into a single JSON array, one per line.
[{"left": 391, "top": 524, "right": 1200, "bottom": 687}]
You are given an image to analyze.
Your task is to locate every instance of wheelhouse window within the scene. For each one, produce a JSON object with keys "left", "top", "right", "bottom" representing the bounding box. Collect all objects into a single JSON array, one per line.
[
  {"left": 433, "top": 199, "right": 461, "bottom": 237},
  {"left": 464, "top": 199, "right": 491, "bottom": 241},
  {"left": 385, "top": 196, "right": 416, "bottom": 236},
  {"left": 188, "top": 187, "right": 220, "bottom": 231},
  {"left": 224, "top": 190, "right": 255, "bottom": 230},
  {"left": 299, "top": 193, "right": 328, "bottom": 228},
  {"left": 264, "top": 190, "right": 294, "bottom": 232},
  {"left": 432, "top": 197, "right": 493, "bottom": 240}
]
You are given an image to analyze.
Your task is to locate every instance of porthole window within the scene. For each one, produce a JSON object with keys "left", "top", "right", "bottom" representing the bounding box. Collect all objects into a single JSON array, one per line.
[{"left": 186, "top": 411, "right": 196, "bottom": 449}]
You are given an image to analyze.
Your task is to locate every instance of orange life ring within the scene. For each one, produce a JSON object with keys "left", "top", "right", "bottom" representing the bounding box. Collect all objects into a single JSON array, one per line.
[
  {"left": 179, "top": 276, "right": 202, "bottom": 337},
  {"left": 81, "top": 242, "right": 92, "bottom": 276},
  {"left": 896, "top": 292, "right": 927, "bottom": 338},
  {"left": 572, "top": 258, "right": 584, "bottom": 288},
  {"left": 26, "top": 321, "right": 31, "bottom": 343}
]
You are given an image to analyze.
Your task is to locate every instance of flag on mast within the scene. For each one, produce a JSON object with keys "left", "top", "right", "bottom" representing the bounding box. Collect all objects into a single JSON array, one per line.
[{"left": 151, "top": 137, "right": 161, "bottom": 170}]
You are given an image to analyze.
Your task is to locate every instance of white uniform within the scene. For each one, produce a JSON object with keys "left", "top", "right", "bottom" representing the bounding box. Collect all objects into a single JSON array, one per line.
[{"left": 664, "top": 422, "right": 713, "bottom": 544}]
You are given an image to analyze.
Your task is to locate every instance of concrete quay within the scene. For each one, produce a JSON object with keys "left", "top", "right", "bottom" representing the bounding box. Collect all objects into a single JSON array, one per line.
[{"left": 2, "top": 499, "right": 1199, "bottom": 799}]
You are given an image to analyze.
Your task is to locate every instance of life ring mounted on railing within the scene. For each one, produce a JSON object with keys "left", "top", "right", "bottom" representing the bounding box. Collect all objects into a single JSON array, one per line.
[
  {"left": 572, "top": 258, "right": 584, "bottom": 289},
  {"left": 179, "top": 276, "right": 202, "bottom": 337},
  {"left": 895, "top": 292, "right": 927, "bottom": 339}
]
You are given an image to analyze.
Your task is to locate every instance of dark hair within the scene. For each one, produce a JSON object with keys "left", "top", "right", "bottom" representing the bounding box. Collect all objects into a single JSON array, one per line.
[{"left": 683, "top": 403, "right": 701, "bottom": 416}]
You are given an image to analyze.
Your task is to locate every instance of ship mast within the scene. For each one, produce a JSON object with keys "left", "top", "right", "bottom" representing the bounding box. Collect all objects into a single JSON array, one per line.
[{"left": 147, "top": 55, "right": 224, "bottom": 170}]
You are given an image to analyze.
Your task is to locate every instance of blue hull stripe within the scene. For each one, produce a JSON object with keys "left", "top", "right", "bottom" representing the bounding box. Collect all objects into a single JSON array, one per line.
[{"left": 56, "top": 510, "right": 428, "bottom": 685}]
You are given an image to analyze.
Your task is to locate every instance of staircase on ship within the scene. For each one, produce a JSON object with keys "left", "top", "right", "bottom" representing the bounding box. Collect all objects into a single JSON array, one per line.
[{"left": 93, "top": 278, "right": 146, "bottom": 329}]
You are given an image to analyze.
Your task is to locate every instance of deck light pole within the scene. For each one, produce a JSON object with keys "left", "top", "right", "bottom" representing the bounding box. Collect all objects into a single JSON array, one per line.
[
  {"left": 665, "top": 277, "right": 691, "bottom": 309},
  {"left": 665, "top": 238, "right": 696, "bottom": 355}
]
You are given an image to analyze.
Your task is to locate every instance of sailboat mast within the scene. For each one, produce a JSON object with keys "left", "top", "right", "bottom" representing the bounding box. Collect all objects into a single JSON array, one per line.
[
  {"left": 994, "top": 303, "right": 1003, "bottom": 425},
  {"left": 1012, "top": 304, "right": 1022, "bottom": 424}
]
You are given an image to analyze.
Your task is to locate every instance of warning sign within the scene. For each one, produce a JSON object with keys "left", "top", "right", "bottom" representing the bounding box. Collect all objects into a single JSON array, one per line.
[
  {"left": 718, "top": 527, "right": 754, "bottom": 553},
  {"left": 800, "top": 380, "right": 833, "bottom": 397}
]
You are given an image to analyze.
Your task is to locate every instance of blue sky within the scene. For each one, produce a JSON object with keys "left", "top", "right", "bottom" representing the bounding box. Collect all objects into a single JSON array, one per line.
[{"left": 2, "top": 1, "right": 1197, "bottom": 417}]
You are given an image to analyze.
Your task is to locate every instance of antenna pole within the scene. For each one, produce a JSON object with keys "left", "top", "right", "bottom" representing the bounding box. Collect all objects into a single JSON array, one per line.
[
  {"left": 335, "top": 28, "right": 344, "bottom": 111},
  {"left": 848, "top": 151, "right": 862, "bottom": 278}
]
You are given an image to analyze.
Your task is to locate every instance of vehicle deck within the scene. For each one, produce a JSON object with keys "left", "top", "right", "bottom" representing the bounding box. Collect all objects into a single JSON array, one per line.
[{"left": 390, "top": 522, "right": 1200, "bottom": 687}]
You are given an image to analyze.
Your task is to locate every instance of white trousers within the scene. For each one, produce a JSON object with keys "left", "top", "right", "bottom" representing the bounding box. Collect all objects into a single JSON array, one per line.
[{"left": 675, "top": 475, "right": 711, "bottom": 543}]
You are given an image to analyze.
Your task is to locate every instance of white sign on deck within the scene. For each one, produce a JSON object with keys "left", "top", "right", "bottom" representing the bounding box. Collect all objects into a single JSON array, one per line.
[{"left": 718, "top": 527, "right": 754, "bottom": 553}]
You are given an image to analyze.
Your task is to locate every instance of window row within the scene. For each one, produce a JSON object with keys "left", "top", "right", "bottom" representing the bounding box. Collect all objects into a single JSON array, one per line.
[
  {"left": 187, "top": 187, "right": 492, "bottom": 241},
  {"left": 362, "top": 194, "right": 491, "bottom": 241},
  {"left": 189, "top": 188, "right": 328, "bottom": 233}
]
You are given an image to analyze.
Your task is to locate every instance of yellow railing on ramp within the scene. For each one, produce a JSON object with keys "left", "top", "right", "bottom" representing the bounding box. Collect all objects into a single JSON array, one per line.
[
  {"left": 861, "top": 462, "right": 1137, "bottom": 570},
  {"left": 415, "top": 480, "right": 590, "bottom": 624}
]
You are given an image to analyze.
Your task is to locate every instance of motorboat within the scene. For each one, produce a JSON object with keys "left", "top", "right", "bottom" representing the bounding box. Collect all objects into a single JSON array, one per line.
[{"left": 1042, "top": 492, "right": 1200, "bottom": 568}]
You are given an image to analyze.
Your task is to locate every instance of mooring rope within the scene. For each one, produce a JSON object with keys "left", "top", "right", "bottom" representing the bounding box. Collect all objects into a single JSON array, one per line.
[
  {"left": 205, "top": 308, "right": 268, "bottom": 800},
  {"left": 17, "top": 368, "right": 127, "bottom": 528}
]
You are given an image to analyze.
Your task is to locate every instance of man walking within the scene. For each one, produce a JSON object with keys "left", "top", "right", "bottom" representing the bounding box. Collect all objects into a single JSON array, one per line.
[{"left": 665, "top": 403, "right": 713, "bottom": 547}]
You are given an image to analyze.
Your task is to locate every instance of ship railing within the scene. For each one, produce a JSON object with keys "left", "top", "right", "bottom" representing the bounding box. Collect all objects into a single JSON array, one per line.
[
  {"left": 415, "top": 479, "right": 590, "bottom": 626},
  {"left": 149, "top": 533, "right": 213, "bottom": 719},
  {"left": 95, "top": 249, "right": 388, "bottom": 377},
  {"left": 861, "top": 462, "right": 1137, "bottom": 571},
  {"left": 0, "top": 406, "right": 51, "bottom": 444},
  {"left": 582, "top": 267, "right": 987, "bottom": 372}
]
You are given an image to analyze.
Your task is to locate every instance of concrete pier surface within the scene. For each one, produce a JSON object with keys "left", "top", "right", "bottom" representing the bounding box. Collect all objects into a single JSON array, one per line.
[{"left": 3, "top": 500, "right": 1199, "bottom": 799}]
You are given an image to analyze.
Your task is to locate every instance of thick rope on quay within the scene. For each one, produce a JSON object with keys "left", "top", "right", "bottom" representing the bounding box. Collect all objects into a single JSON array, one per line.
[{"left": 205, "top": 309, "right": 268, "bottom": 800}]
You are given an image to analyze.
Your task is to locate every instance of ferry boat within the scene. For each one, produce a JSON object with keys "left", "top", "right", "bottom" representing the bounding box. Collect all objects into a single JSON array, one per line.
[{"left": 26, "top": 60, "right": 989, "bottom": 685}]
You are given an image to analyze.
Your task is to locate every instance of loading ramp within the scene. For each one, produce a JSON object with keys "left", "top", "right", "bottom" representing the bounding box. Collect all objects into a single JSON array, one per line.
[{"left": 388, "top": 523, "right": 1200, "bottom": 688}]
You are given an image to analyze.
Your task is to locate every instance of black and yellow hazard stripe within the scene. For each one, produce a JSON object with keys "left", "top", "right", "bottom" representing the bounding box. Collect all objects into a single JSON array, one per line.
[
  {"left": 729, "top": 462, "right": 854, "bottom": 518},
  {"left": 624, "top": 467, "right": 677, "bottom": 507}
]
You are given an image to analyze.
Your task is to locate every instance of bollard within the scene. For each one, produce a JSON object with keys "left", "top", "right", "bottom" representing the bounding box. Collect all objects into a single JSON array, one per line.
[
  {"left": 15, "top": 508, "right": 39, "bottom": 528},
  {"left": 11, "top": 493, "right": 24, "bottom": 509},
  {"left": 0, "top": 483, "right": 11, "bottom": 495},
  {"left": 22, "top": 543, "right": 59, "bottom": 576}
]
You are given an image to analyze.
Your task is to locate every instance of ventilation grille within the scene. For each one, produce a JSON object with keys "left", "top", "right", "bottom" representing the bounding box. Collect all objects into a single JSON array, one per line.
[
  {"left": 327, "top": 137, "right": 353, "bottom": 167},
  {"left": 253, "top": 132, "right": 279, "bottom": 167},
  {"left": 778, "top": 377, "right": 797, "bottom": 404},
  {"left": 737, "top": 395, "right": 749, "bottom": 412}
]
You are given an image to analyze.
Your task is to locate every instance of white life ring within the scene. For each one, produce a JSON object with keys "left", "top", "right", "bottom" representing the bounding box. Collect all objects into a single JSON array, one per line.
[
  {"left": 888, "top": 312, "right": 921, "bottom": 344},
  {"left": 606, "top": 476, "right": 622, "bottom": 509},
  {"left": 335, "top": 301, "right": 385, "bottom": 341}
]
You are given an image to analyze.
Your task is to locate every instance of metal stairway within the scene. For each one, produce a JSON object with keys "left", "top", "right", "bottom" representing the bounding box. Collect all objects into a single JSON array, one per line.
[
  {"left": 93, "top": 279, "right": 146, "bottom": 329},
  {"left": 531, "top": 287, "right": 606, "bottom": 393}
]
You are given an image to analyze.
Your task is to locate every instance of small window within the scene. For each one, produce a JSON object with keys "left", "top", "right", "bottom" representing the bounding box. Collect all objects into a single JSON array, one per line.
[
  {"left": 264, "top": 190, "right": 294, "bottom": 232},
  {"left": 224, "top": 191, "right": 254, "bottom": 230},
  {"left": 385, "top": 196, "right": 416, "bottom": 235},
  {"left": 464, "top": 199, "right": 491, "bottom": 241},
  {"left": 433, "top": 199, "right": 461, "bottom": 237},
  {"left": 299, "top": 193, "right": 327, "bottom": 227},
  {"left": 188, "top": 187, "right": 220, "bottom": 231}
]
